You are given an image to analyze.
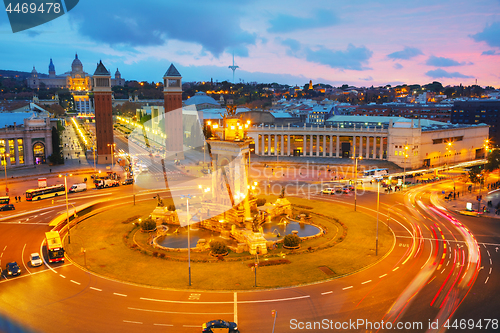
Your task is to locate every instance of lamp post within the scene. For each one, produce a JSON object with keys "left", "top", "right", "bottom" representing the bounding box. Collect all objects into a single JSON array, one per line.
[
  {"left": 181, "top": 194, "right": 194, "bottom": 286},
  {"left": 403, "top": 143, "right": 409, "bottom": 189},
  {"left": 93, "top": 144, "right": 96, "bottom": 172},
  {"left": 351, "top": 155, "right": 362, "bottom": 211},
  {"left": 376, "top": 178, "right": 380, "bottom": 256},
  {"left": 1, "top": 153, "right": 9, "bottom": 195},
  {"left": 107, "top": 143, "right": 116, "bottom": 168},
  {"left": 59, "top": 173, "right": 72, "bottom": 244}
]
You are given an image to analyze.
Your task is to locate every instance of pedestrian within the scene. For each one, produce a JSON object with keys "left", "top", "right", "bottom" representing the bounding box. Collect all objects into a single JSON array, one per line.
[
  {"left": 457, "top": 192, "right": 459, "bottom": 198},
  {"left": 49, "top": 168, "right": 51, "bottom": 173}
]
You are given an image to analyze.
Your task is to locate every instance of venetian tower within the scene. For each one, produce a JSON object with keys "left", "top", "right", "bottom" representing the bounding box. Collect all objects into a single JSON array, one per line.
[
  {"left": 163, "top": 64, "right": 184, "bottom": 160},
  {"left": 92, "top": 60, "right": 114, "bottom": 164}
]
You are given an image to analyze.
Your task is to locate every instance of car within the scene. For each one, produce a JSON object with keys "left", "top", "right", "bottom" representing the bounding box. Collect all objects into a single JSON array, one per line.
[
  {"left": 30, "top": 253, "right": 43, "bottom": 267},
  {"left": 321, "top": 187, "right": 335, "bottom": 194},
  {"left": 202, "top": 319, "right": 239, "bottom": 333},
  {"left": 342, "top": 187, "right": 351, "bottom": 194},
  {"left": 5, "top": 262, "right": 21, "bottom": 276},
  {"left": 0, "top": 204, "right": 15, "bottom": 211},
  {"left": 122, "top": 178, "right": 134, "bottom": 185}
]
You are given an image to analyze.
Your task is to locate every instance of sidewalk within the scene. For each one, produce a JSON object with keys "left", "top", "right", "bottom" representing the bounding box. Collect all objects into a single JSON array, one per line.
[{"left": 441, "top": 187, "right": 500, "bottom": 219}]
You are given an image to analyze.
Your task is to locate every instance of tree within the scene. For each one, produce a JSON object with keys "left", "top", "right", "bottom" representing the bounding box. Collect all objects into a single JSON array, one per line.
[
  {"left": 485, "top": 149, "right": 500, "bottom": 172},
  {"left": 210, "top": 241, "right": 228, "bottom": 255},
  {"left": 468, "top": 166, "right": 483, "bottom": 185},
  {"left": 283, "top": 234, "right": 300, "bottom": 247},
  {"left": 140, "top": 218, "right": 156, "bottom": 231},
  {"left": 48, "top": 126, "right": 64, "bottom": 164}
]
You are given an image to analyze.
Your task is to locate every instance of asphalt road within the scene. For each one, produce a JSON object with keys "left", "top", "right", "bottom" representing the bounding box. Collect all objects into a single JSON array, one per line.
[{"left": 1, "top": 154, "right": 499, "bottom": 332}]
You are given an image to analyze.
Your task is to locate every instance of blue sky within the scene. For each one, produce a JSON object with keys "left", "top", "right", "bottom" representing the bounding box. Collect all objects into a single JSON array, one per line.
[{"left": 1, "top": 0, "right": 500, "bottom": 87}]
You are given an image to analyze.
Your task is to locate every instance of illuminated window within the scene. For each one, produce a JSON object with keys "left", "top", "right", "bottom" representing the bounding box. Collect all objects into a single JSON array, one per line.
[
  {"left": 17, "top": 139, "right": 24, "bottom": 164},
  {"left": 8, "top": 140, "right": 15, "bottom": 164}
]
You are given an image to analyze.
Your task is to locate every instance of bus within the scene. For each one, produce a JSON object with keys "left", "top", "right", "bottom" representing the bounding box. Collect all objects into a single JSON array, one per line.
[
  {"left": 26, "top": 184, "right": 65, "bottom": 201},
  {"left": 0, "top": 196, "right": 10, "bottom": 204},
  {"left": 45, "top": 231, "right": 65, "bottom": 263},
  {"left": 362, "top": 168, "right": 389, "bottom": 180}
]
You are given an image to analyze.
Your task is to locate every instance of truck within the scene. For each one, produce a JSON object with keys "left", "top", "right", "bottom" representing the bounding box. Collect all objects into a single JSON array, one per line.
[
  {"left": 68, "top": 183, "right": 87, "bottom": 193},
  {"left": 45, "top": 231, "right": 64, "bottom": 263},
  {"left": 95, "top": 179, "right": 120, "bottom": 189}
]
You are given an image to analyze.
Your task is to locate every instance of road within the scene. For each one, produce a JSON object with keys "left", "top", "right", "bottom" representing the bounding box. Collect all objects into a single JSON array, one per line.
[{"left": 1, "top": 138, "right": 499, "bottom": 332}]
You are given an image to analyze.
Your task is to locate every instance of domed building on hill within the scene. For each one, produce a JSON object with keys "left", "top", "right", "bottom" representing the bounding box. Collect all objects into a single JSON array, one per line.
[{"left": 27, "top": 54, "right": 125, "bottom": 115}]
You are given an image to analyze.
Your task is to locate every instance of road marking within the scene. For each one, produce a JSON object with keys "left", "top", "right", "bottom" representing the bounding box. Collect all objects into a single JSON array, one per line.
[
  {"left": 90, "top": 287, "right": 102, "bottom": 291},
  {"left": 234, "top": 292, "right": 238, "bottom": 325},
  {"left": 153, "top": 324, "right": 173, "bottom": 327},
  {"left": 0, "top": 253, "right": 2, "bottom": 257},
  {"left": 321, "top": 291, "right": 333, "bottom": 295},
  {"left": 392, "top": 267, "right": 399, "bottom": 271},
  {"left": 140, "top": 295, "right": 310, "bottom": 304},
  {"left": 70, "top": 280, "right": 81, "bottom": 285},
  {"left": 21, "top": 244, "right": 32, "bottom": 275},
  {"left": 342, "top": 286, "right": 353, "bottom": 290},
  {"left": 490, "top": 259, "right": 493, "bottom": 265},
  {"left": 60, "top": 275, "right": 66, "bottom": 278},
  {"left": 123, "top": 320, "right": 142, "bottom": 325},
  {"left": 489, "top": 267, "right": 492, "bottom": 274},
  {"left": 128, "top": 307, "right": 233, "bottom": 315},
  {"left": 487, "top": 250, "right": 491, "bottom": 256},
  {"left": 183, "top": 325, "right": 200, "bottom": 328},
  {"left": 39, "top": 211, "right": 51, "bottom": 216},
  {"left": 379, "top": 274, "right": 387, "bottom": 278},
  {"left": 3, "top": 246, "right": 6, "bottom": 251},
  {"left": 114, "top": 293, "right": 127, "bottom": 297},
  {"left": 361, "top": 280, "right": 372, "bottom": 285},
  {"left": 485, "top": 277, "right": 489, "bottom": 284}
]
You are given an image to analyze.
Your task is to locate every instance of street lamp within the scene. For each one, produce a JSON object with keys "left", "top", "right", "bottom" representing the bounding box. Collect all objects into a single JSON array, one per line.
[
  {"left": 376, "top": 178, "right": 380, "bottom": 256},
  {"left": 351, "top": 155, "right": 362, "bottom": 211},
  {"left": 93, "top": 144, "right": 96, "bottom": 172},
  {"left": 403, "top": 144, "right": 409, "bottom": 189},
  {"left": 1, "top": 153, "right": 9, "bottom": 195},
  {"left": 107, "top": 143, "right": 116, "bottom": 168},
  {"left": 59, "top": 173, "right": 73, "bottom": 244},
  {"left": 180, "top": 194, "right": 195, "bottom": 286}
]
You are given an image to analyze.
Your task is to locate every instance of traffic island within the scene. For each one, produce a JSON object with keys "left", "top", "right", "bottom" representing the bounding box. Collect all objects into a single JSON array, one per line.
[{"left": 64, "top": 196, "right": 394, "bottom": 290}]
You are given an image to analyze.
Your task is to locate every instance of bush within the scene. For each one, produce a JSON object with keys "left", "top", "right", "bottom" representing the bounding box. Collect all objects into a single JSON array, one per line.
[
  {"left": 283, "top": 234, "right": 300, "bottom": 247},
  {"left": 167, "top": 204, "right": 176, "bottom": 211},
  {"left": 152, "top": 251, "right": 159, "bottom": 257},
  {"left": 140, "top": 218, "right": 156, "bottom": 231},
  {"left": 122, "top": 215, "right": 141, "bottom": 224},
  {"left": 210, "top": 241, "right": 228, "bottom": 255},
  {"left": 256, "top": 198, "right": 267, "bottom": 206},
  {"left": 159, "top": 253, "right": 166, "bottom": 258}
]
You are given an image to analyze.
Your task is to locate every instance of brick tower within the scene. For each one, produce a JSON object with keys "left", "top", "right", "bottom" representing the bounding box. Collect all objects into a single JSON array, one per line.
[
  {"left": 163, "top": 63, "right": 184, "bottom": 159},
  {"left": 92, "top": 60, "right": 114, "bottom": 164}
]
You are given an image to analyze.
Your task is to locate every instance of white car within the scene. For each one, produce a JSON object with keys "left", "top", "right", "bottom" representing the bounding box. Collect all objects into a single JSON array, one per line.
[{"left": 30, "top": 253, "right": 43, "bottom": 267}]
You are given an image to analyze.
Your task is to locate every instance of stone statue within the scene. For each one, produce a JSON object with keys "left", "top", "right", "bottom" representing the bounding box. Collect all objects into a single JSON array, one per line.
[{"left": 154, "top": 194, "right": 164, "bottom": 207}]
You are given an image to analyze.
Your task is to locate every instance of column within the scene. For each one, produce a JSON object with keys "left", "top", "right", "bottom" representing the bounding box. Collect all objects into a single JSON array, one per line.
[
  {"left": 359, "top": 136, "right": 363, "bottom": 157},
  {"left": 274, "top": 134, "right": 278, "bottom": 156},
  {"left": 329, "top": 135, "right": 333, "bottom": 157},
  {"left": 322, "top": 135, "right": 326, "bottom": 157},
  {"left": 352, "top": 136, "right": 356, "bottom": 157},
  {"left": 262, "top": 134, "right": 265, "bottom": 155},
  {"left": 5, "top": 140, "right": 10, "bottom": 166},
  {"left": 303, "top": 134, "right": 306, "bottom": 156},
  {"left": 309, "top": 134, "right": 313, "bottom": 156},
  {"left": 287, "top": 134, "right": 291, "bottom": 156},
  {"left": 365, "top": 136, "right": 370, "bottom": 159},
  {"left": 316, "top": 135, "right": 320, "bottom": 156},
  {"left": 380, "top": 136, "right": 385, "bottom": 159},
  {"left": 281, "top": 134, "right": 285, "bottom": 156},
  {"left": 336, "top": 135, "right": 340, "bottom": 157},
  {"left": 14, "top": 139, "right": 19, "bottom": 165},
  {"left": 267, "top": 134, "right": 271, "bottom": 155}
]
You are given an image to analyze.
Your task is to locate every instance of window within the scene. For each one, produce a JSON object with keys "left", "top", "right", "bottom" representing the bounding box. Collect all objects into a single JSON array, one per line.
[
  {"left": 8, "top": 140, "right": 15, "bottom": 164},
  {"left": 17, "top": 139, "right": 24, "bottom": 164}
]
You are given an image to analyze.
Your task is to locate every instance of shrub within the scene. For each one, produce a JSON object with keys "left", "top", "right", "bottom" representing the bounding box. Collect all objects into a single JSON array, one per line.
[
  {"left": 152, "top": 251, "right": 159, "bottom": 257},
  {"left": 256, "top": 198, "right": 267, "bottom": 206},
  {"left": 210, "top": 241, "right": 228, "bottom": 255},
  {"left": 159, "top": 253, "right": 166, "bottom": 258},
  {"left": 140, "top": 218, "right": 156, "bottom": 231},
  {"left": 167, "top": 204, "right": 176, "bottom": 211},
  {"left": 122, "top": 215, "right": 141, "bottom": 224},
  {"left": 247, "top": 258, "right": 291, "bottom": 267},
  {"left": 283, "top": 234, "right": 300, "bottom": 247}
]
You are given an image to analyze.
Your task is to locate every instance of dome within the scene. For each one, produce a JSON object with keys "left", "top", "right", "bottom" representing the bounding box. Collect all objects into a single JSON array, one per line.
[
  {"left": 184, "top": 92, "right": 219, "bottom": 106},
  {"left": 31, "top": 66, "right": 37, "bottom": 74},
  {"left": 115, "top": 68, "right": 121, "bottom": 77},
  {"left": 71, "top": 53, "right": 83, "bottom": 73}
]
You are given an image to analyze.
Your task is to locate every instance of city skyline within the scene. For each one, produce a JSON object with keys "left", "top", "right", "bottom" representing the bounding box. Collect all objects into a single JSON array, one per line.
[{"left": 1, "top": 0, "right": 500, "bottom": 87}]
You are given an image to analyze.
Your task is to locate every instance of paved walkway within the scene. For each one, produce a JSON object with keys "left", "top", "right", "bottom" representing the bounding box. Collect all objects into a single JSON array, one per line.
[{"left": 442, "top": 185, "right": 500, "bottom": 219}]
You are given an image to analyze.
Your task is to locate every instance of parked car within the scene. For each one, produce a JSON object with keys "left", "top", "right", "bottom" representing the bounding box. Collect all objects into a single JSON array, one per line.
[
  {"left": 0, "top": 204, "right": 15, "bottom": 211},
  {"left": 202, "top": 319, "right": 239, "bottom": 333},
  {"left": 68, "top": 183, "right": 87, "bottom": 193},
  {"left": 5, "top": 262, "right": 21, "bottom": 276},
  {"left": 342, "top": 187, "right": 351, "bottom": 194},
  {"left": 30, "top": 253, "right": 43, "bottom": 267}
]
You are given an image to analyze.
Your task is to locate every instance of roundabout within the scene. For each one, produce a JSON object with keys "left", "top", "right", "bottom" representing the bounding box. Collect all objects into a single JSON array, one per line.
[{"left": 63, "top": 195, "right": 394, "bottom": 291}]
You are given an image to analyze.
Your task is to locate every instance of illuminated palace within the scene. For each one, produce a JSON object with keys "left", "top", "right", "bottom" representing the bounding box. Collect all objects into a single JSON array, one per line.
[{"left": 28, "top": 54, "right": 125, "bottom": 115}]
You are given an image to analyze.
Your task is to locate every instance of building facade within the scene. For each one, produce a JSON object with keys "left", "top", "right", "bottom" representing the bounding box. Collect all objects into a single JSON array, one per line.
[
  {"left": 452, "top": 100, "right": 500, "bottom": 145},
  {"left": 0, "top": 117, "right": 53, "bottom": 169},
  {"left": 353, "top": 103, "right": 451, "bottom": 123},
  {"left": 246, "top": 116, "right": 488, "bottom": 168}
]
